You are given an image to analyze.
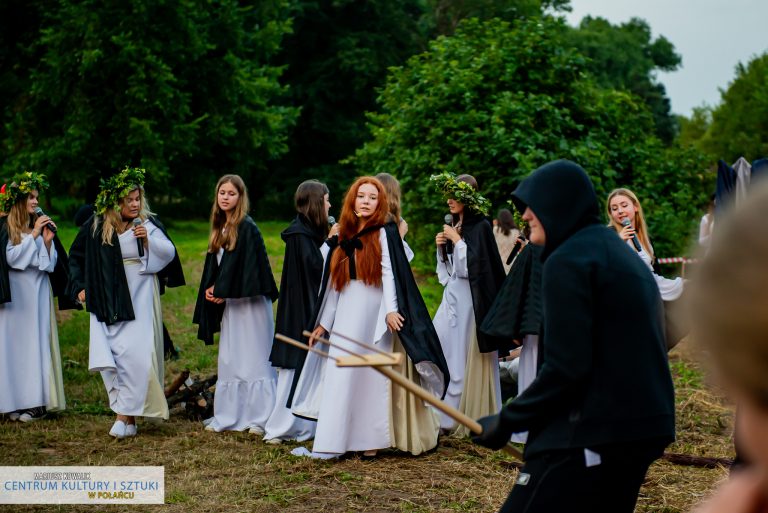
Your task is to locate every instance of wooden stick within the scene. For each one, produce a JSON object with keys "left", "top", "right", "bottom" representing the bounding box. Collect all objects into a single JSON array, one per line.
[
  {"left": 275, "top": 333, "right": 337, "bottom": 361},
  {"left": 289, "top": 331, "right": 523, "bottom": 461},
  {"left": 164, "top": 369, "right": 190, "bottom": 398},
  {"left": 326, "top": 329, "right": 393, "bottom": 357}
]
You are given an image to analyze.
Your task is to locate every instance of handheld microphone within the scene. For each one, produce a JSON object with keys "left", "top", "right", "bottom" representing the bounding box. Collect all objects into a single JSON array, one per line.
[
  {"left": 133, "top": 218, "right": 145, "bottom": 257},
  {"left": 328, "top": 215, "right": 336, "bottom": 226},
  {"left": 621, "top": 218, "right": 642, "bottom": 252},
  {"left": 33, "top": 207, "right": 57, "bottom": 233},
  {"left": 506, "top": 237, "right": 525, "bottom": 265},
  {"left": 441, "top": 214, "right": 454, "bottom": 262}
]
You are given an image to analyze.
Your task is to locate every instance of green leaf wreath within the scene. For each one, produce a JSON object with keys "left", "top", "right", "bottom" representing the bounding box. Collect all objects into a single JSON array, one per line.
[
  {"left": 430, "top": 171, "right": 491, "bottom": 216},
  {"left": 94, "top": 167, "right": 146, "bottom": 215},
  {"left": 0, "top": 171, "right": 49, "bottom": 213}
]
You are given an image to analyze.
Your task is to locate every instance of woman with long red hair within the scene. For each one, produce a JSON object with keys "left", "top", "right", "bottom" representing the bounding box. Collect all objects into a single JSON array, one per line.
[{"left": 292, "top": 176, "right": 448, "bottom": 459}]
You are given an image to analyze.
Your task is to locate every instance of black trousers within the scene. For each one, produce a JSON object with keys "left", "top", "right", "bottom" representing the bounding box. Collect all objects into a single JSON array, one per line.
[{"left": 499, "top": 442, "right": 665, "bottom": 513}]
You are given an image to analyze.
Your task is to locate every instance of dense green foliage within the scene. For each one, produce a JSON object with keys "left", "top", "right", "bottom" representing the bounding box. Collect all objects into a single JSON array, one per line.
[
  {"left": 350, "top": 17, "right": 712, "bottom": 262},
  {"left": 1, "top": 0, "right": 297, "bottom": 216}
]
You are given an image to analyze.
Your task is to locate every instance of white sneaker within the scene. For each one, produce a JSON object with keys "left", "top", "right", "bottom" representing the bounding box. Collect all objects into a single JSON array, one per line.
[
  {"left": 8, "top": 412, "right": 20, "bottom": 421},
  {"left": 265, "top": 438, "right": 283, "bottom": 445},
  {"left": 109, "top": 420, "right": 128, "bottom": 438},
  {"left": 249, "top": 426, "right": 265, "bottom": 436},
  {"left": 125, "top": 424, "right": 137, "bottom": 437},
  {"left": 19, "top": 409, "right": 46, "bottom": 423}
]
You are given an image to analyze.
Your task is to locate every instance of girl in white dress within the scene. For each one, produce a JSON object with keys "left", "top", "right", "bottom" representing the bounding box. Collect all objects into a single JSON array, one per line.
[
  {"left": 193, "top": 175, "right": 279, "bottom": 434},
  {"left": 69, "top": 167, "right": 184, "bottom": 438},
  {"left": 0, "top": 173, "right": 66, "bottom": 421},
  {"left": 301, "top": 176, "right": 405, "bottom": 458}
]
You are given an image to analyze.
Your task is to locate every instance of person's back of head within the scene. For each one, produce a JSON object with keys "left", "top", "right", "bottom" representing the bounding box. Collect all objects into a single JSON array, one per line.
[{"left": 495, "top": 208, "right": 516, "bottom": 236}]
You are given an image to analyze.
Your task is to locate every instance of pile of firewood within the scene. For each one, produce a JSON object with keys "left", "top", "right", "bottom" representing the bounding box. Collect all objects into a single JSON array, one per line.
[{"left": 164, "top": 370, "right": 217, "bottom": 421}]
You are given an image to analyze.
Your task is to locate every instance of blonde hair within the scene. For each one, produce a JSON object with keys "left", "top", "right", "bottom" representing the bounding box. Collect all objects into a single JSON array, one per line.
[
  {"left": 690, "top": 181, "right": 768, "bottom": 408},
  {"left": 92, "top": 186, "right": 152, "bottom": 245},
  {"left": 6, "top": 194, "right": 35, "bottom": 246},
  {"left": 374, "top": 173, "right": 401, "bottom": 223},
  {"left": 606, "top": 188, "right": 654, "bottom": 258},
  {"left": 209, "top": 175, "right": 249, "bottom": 252}
]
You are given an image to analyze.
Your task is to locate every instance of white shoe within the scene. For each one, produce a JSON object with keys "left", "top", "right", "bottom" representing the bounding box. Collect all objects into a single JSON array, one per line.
[
  {"left": 125, "top": 424, "right": 137, "bottom": 437},
  {"left": 265, "top": 438, "right": 283, "bottom": 445},
  {"left": 202, "top": 417, "right": 215, "bottom": 427},
  {"left": 8, "top": 412, "right": 20, "bottom": 421},
  {"left": 109, "top": 420, "right": 128, "bottom": 438},
  {"left": 249, "top": 426, "right": 265, "bottom": 436}
]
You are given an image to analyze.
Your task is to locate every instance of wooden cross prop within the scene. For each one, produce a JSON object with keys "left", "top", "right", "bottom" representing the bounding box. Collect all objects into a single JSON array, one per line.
[{"left": 274, "top": 330, "right": 524, "bottom": 461}]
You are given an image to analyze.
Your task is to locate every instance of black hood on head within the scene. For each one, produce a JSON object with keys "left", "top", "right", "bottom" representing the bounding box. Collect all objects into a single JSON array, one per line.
[{"left": 511, "top": 159, "right": 600, "bottom": 259}]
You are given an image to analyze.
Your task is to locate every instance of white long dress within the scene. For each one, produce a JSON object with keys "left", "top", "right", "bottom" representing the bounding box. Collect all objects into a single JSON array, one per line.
[
  {"left": 88, "top": 221, "right": 175, "bottom": 419},
  {"left": 206, "top": 248, "right": 277, "bottom": 432},
  {"left": 631, "top": 243, "right": 684, "bottom": 301},
  {"left": 432, "top": 240, "right": 501, "bottom": 433},
  {"left": 0, "top": 233, "right": 65, "bottom": 413},
  {"left": 263, "top": 242, "right": 332, "bottom": 442},
  {"left": 302, "top": 229, "right": 398, "bottom": 455}
]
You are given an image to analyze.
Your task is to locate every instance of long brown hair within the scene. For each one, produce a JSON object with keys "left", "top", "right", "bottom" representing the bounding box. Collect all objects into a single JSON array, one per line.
[
  {"left": 329, "top": 177, "right": 388, "bottom": 291},
  {"left": 606, "top": 188, "right": 654, "bottom": 258},
  {"left": 209, "top": 175, "right": 249, "bottom": 252},
  {"left": 5, "top": 194, "right": 35, "bottom": 246},
  {"left": 295, "top": 179, "right": 329, "bottom": 233},
  {"left": 374, "top": 172, "right": 401, "bottom": 223}
]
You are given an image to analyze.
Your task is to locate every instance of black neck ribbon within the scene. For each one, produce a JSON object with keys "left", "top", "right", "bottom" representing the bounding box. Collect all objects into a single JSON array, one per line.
[{"left": 338, "top": 224, "right": 383, "bottom": 279}]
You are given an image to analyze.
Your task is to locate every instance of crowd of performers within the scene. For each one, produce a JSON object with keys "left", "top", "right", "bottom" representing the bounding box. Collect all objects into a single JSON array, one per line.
[{"left": 3, "top": 160, "right": 767, "bottom": 512}]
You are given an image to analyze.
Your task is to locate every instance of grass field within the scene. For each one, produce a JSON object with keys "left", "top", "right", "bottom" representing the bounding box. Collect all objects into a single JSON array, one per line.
[{"left": 0, "top": 220, "right": 734, "bottom": 512}]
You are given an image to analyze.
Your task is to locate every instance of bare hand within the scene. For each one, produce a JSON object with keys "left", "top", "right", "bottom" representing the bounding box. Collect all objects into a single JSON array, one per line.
[
  {"left": 205, "top": 285, "right": 225, "bottom": 304},
  {"left": 443, "top": 224, "right": 461, "bottom": 244},
  {"left": 132, "top": 224, "right": 148, "bottom": 240},
  {"left": 308, "top": 325, "right": 327, "bottom": 347},
  {"left": 328, "top": 223, "right": 340, "bottom": 238},
  {"left": 32, "top": 215, "right": 51, "bottom": 238},
  {"left": 386, "top": 311, "right": 404, "bottom": 332},
  {"left": 398, "top": 218, "right": 408, "bottom": 238},
  {"left": 435, "top": 233, "right": 447, "bottom": 247},
  {"left": 619, "top": 225, "right": 636, "bottom": 242},
  {"left": 42, "top": 224, "right": 56, "bottom": 243},
  {"left": 692, "top": 470, "right": 768, "bottom": 513},
  {"left": 77, "top": 290, "right": 86, "bottom": 303}
]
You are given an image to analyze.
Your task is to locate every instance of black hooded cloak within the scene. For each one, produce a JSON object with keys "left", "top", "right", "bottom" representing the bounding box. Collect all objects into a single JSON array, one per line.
[
  {"left": 459, "top": 212, "right": 510, "bottom": 353},
  {"left": 0, "top": 217, "right": 79, "bottom": 310},
  {"left": 67, "top": 215, "right": 185, "bottom": 325},
  {"left": 494, "top": 159, "right": 674, "bottom": 458},
  {"left": 193, "top": 216, "right": 279, "bottom": 345},
  {"left": 269, "top": 214, "right": 326, "bottom": 369}
]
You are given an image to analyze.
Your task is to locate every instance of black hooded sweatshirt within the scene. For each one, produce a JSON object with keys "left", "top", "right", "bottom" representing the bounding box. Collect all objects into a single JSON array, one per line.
[{"left": 502, "top": 159, "right": 675, "bottom": 458}]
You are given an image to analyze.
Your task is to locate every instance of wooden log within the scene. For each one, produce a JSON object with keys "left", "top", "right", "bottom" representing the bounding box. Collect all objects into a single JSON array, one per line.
[
  {"left": 661, "top": 452, "right": 733, "bottom": 469},
  {"left": 164, "top": 369, "right": 190, "bottom": 398}
]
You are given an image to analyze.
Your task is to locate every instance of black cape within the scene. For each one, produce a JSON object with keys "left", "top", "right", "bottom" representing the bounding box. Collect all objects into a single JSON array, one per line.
[
  {"left": 0, "top": 216, "right": 79, "bottom": 310},
  {"left": 383, "top": 222, "right": 450, "bottom": 397},
  {"left": 461, "top": 212, "right": 510, "bottom": 353},
  {"left": 68, "top": 214, "right": 185, "bottom": 325},
  {"left": 193, "top": 216, "right": 279, "bottom": 345},
  {"left": 269, "top": 214, "right": 326, "bottom": 369},
  {"left": 481, "top": 243, "right": 543, "bottom": 342}
]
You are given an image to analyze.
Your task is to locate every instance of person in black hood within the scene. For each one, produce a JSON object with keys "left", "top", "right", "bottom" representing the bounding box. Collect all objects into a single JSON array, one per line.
[
  {"left": 263, "top": 179, "right": 338, "bottom": 444},
  {"left": 471, "top": 160, "right": 675, "bottom": 513}
]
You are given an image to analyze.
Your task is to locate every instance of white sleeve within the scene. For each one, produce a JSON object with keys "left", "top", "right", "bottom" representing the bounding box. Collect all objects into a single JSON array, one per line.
[
  {"left": 317, "top": 285, "right": 340, "bottom": 333},
  {"left": 39, "top": 240, "right": 57, "bottom": 272},
  {"left": 698, "top": 215, "right": 711, "bottom": 247},
  {"left": 452, "top": 240, "right": 469, "bottom": 278},
  {"left": 142, "top": 221, "right": 176, "bottom": 274},
  {"left": 381, "top": 229, "right": 398, "bottom": 314},
  {"left": 6, "top": 235, "right": 43, "bottom": 271},
  {"left": 436, "top": 248, "right": 450, "bottom": 285},
  {"left": 402, "top": 239, "right": 414, "bottom": 263}
]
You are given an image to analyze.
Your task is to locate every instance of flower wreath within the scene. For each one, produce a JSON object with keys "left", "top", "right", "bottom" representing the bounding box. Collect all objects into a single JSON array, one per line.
[
  {"left": 0, "top": 171, "right": 49, "bottom": 213},
  {"left": 94, "top": 167, "right": 146, "bottom": 215},
  {"left": 430, "top": 171, "right": 491, "bottom": 216}
]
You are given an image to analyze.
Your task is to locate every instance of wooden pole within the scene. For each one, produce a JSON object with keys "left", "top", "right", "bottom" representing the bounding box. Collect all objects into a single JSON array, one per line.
[{"left": 294, "top": 331, "right": 524, "bottom": 461}]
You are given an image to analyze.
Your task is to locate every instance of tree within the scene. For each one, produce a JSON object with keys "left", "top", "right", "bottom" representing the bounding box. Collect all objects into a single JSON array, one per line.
[
  {"left": 424, "top": 0, "right": 570, "bottom": 35},
  {"left": 349, "top": 17, "right": 711, "bottom": 263},
  {"left": 566, "top": 16, "right": 681, "bottom": 144},
  {"left": 1, "top": 0, "right": 297, "bottom": 214},
  {"left": 698, "top": 53, "right": 768, "bottom": 162}
]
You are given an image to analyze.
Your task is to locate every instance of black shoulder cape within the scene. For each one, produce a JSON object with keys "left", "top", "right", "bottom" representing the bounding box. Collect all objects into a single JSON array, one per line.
[
  {"left": 269, "top": 215, "right": 326, "bottom": 368},
  {"left": 384, "top": 222, "right": 450, "bottom": 397},
  {"left": 0, "top": 216, "right": 79, "bottom": 310},
  {"left": 193, "top": 216, "right": 279, "bottom": 345},
  {"left": 480, "top": 243, "right": 543, "bottom": 341},
  {"left": 68, "top": 214, "right": 185, "bottom": 325},
  {"left": 461, "top": 213, "right": 511, "bottom": 353}
]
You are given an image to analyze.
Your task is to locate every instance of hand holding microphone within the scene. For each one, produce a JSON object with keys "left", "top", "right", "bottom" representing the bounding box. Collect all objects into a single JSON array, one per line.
[
  {"left": 620, "top": 218, "right": 642, "bottom": 252},
  {"left": 33, "top": 207, "right": 57, "bottom": 233},
  {"left": 132, "top": 218, "right": 145, "bottom": 257},
  {"left": 327, "top": 215, "right": 340, "bottom": 238},
  {"left": 440, "top": 214, "right": 457, "bottom": 262}
]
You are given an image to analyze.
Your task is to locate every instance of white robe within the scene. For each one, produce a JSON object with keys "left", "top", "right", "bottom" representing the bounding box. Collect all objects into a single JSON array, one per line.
[
  {"left": 0, "top": 233, "right": 65, "bottom": 413},
  {"left": 206, "top": 248, "right": 277, "bottom": 432},
  {"left": 631, "top": 242, "right": 684, "bottom": 301},
  {"left": 432, "top": 240, "right": 501, "bottom": 432},
  {"left": 299, "top": 229, "right": 398, "bottom": 454},
  {"left": 88, "top": 220, "right": 174, "bottom": 419}
]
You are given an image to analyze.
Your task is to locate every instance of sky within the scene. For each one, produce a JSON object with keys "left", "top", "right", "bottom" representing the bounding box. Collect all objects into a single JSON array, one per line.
[{"left": 565, "top": 0, "right": 768, "bottom": 116}]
